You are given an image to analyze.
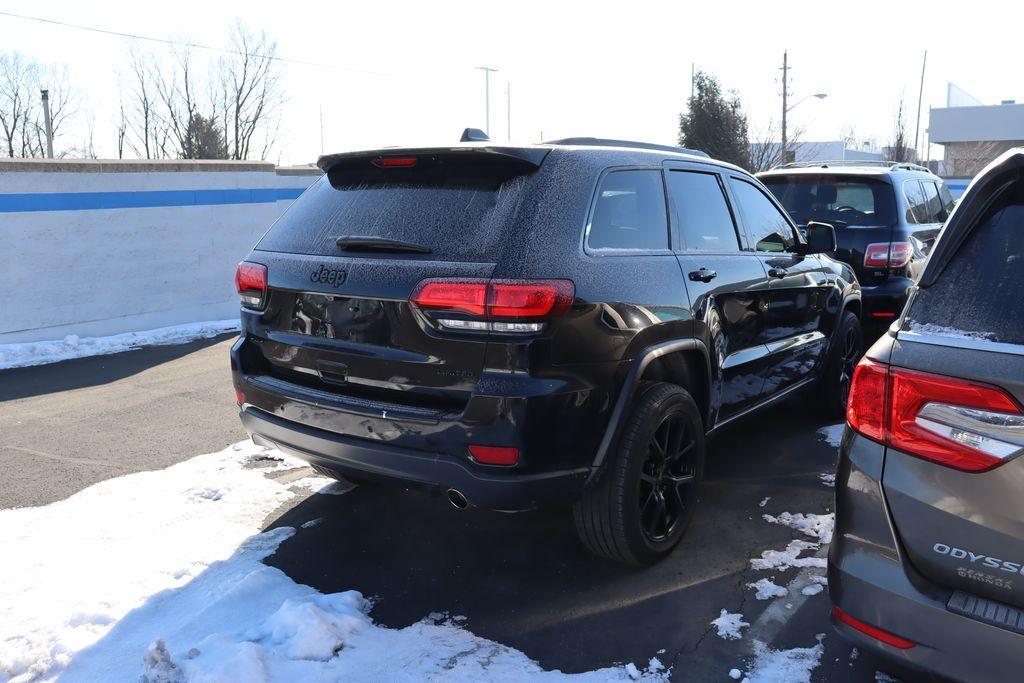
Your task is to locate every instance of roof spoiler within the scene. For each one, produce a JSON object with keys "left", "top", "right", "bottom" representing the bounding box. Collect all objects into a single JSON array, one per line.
[
  {"left": 544, "top": 137, "right": 709, "bottom": 158},
  {"left": 918, "top": 148, "right": 1024, "bottom": 288},
  {"left": 317, "top": 145, "right": 550, "bottom": 184}
]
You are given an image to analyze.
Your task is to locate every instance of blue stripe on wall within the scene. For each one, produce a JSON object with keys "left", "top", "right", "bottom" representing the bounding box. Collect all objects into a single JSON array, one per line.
[{"left": 0, "top": 187, "right": 306, "bottom": 213}]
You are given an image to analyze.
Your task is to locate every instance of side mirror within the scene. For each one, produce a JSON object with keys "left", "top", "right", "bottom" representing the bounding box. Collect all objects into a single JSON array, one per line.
[{"left": 802, "top": 221, "right": 837, "bottom": 254}]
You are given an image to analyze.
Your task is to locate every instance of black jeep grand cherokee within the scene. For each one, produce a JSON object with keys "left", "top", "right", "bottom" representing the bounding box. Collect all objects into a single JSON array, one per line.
[{"left": 231, "top": 135, "right": 862, "bottom": 565}]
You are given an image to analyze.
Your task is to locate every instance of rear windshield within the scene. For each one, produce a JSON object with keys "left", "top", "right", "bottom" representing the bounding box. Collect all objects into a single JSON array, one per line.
[
  {"left": 256, "top": 175, "right": 526, "bottom": 259},
  {"left": 761, "top": 174, "right": 897, "bottom": 228},
  {"left": 906, "top": 190, "right": 1024, "bottom": 345}
]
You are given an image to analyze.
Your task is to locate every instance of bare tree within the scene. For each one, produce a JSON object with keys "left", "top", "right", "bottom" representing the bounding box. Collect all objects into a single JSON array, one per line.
[
  {"left": 217, "top": 22, "right": 284, "bottom": 160},
  {"left": 748, "top": 119, "right": 813, "bottom": 172},
  {"left": 122, "top": 50, "right": 168, "bottom": 159},
  {"left": 887, "top": 96, "right": 914, "bottom": 163},
  {"left": 0, "top": 52, "right": 79, "bottom": 157}
]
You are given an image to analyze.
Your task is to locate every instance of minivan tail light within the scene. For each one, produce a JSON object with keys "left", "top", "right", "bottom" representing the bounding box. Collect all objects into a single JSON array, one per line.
[
  {"left": 847, "top": 358, "right": 1024, "bottom": 471},
  {"left": 410, "top": 278, "right": 574, "bottom": 333},
  {"left": 864, "top": 241, "right": 913, "bottom": 269},
  {"left": 235, "top": 261, "right": 268, "bottom": 310}
]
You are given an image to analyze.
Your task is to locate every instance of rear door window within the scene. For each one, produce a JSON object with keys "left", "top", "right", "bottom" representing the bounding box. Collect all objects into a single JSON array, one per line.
[
  {"left": 666, "top": 170, "right": 740, "bottom": 251},
  {"left": 730, "top": 178, "right": 797, "bottom": 252},
  {"left": 907, "top": 195, "right": 1024, "bottom": 344},
  {"left": 587, "top": 169, "right": 670, "bottom": 251}
]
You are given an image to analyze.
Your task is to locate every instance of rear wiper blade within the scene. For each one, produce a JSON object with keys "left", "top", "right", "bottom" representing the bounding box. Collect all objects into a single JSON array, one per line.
[{"left": 335, "top": 236, "right": 432, "bottom": 254}]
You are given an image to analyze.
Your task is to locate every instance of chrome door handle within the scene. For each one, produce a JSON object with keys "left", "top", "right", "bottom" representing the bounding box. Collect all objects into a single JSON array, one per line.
[
  {"left": 768, "top": 267, "right": 788, "bottom": 279},
  {"left": 688, "top": 268, "right": 718, "bottom": 283}
]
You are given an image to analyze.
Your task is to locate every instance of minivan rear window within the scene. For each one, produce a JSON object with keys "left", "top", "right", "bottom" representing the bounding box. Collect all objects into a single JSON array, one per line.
[
  {"left": 907, "top": 196, "right": 1024, "bottom": 345},
  {"left": 761, "top": 175, "right": 897, "bottom": 228},
  {"left": 256, "top": 175, "right": 525, "bottom": 259}
]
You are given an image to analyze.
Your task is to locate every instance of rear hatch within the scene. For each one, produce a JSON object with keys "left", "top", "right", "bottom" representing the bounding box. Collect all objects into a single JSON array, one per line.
[
  {"left": 880, "top": 152, "right": 1024, "bottom": 608},
  {"left": 244, "top": 146, "right": 548, "bottom": 416},
  {"left": 760, "top": 173, "right": 899, "bottom": 286}
]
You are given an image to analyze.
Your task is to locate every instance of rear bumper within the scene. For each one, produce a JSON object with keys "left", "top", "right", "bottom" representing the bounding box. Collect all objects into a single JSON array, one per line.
[
  {"left": 829, "top": 431, "right": 1024, "bottom": 682},
  {"left": 860, "top": 277, "right": 914, "bottom": 321},
  {"left": 240, "top": 406, "right": 588, "bottom": 510}
]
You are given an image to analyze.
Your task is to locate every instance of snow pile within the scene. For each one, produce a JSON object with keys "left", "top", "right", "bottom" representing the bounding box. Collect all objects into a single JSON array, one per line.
[
  {"left": 741, "top": 635, "right": 825, "bottom": 683},
  {"left": 818, "top": 473, "right": 835, "bottom": 487},
  {"left": 711, "top": 611, "right": 749, "bottom": 640},
  {"left": 905, "top": 321, "right": 994, "bottom": 342},
  {"left": 800, "top": 583, "right": 824, "bottom": 596},
  {"left": 0, "top": 440, "right": 665, "bottom": 682},
  {"left": 751, "top": 540, "right": 827, "bottom": 572},
  {"left": 758, "top": 497, "right": 771, "bottom": 508},
  {"left": 817, "top": 424, "right": 845, "bottom": 448},
  {"left": 761, "top": 512, "right": 834, "bottom": 544},
  {"left": 748, "top": 578, "right": 788, "bottom": 600},
  {"left": 0, "top": 319, "right": 239, "bottom": 370}
]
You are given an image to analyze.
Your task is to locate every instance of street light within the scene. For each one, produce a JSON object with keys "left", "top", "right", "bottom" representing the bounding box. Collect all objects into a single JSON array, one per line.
[{"left": 781, "top": 90, "right": 827, "bottom": 163}]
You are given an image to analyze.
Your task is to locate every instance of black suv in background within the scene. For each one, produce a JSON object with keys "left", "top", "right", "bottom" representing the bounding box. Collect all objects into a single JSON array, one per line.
[
  {"left": 831, "top": 149, "right": 1024, "bottom": 681},
  {"left": 759, "top": 162, "right": 954, "bottom": 331},
  {"left": 231, "top": 135, "right": 862, "bottom": 565}
]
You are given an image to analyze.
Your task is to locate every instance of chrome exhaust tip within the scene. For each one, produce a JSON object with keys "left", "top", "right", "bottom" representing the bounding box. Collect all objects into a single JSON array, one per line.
[{"left": 446, "top": 488, "right": 469, "bottom": 510}]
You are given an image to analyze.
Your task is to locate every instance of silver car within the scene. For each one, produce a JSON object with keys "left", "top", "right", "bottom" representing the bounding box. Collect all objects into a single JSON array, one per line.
[{"left": 830, "top": 148, "right": 1024, "bottom": 681}]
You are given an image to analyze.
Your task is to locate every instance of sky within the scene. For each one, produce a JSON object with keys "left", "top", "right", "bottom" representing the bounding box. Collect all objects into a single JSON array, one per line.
[{"left": 1, "top": 0, "right": 1021, "bottom": 165}]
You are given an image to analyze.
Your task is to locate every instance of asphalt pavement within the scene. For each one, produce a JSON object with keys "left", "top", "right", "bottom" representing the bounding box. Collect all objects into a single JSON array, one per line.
[{"left": 0, "top": 339, "right": 908, "bottom": 680}]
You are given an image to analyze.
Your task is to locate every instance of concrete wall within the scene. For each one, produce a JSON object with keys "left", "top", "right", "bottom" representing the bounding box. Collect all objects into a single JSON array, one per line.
[{"left": 0, "top": 159, "right": 321, "bottom": 344}]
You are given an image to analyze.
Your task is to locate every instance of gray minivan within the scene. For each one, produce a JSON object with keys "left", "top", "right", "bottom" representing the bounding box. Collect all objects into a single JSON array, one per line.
[{"left": 829, "top": 148, "right": 1024, "bottom": 681}]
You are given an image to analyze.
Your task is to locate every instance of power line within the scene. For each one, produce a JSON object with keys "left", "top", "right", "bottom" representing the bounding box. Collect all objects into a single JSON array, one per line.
[{"left": 0, "top": 9, "right": 394, "bottom": 77}]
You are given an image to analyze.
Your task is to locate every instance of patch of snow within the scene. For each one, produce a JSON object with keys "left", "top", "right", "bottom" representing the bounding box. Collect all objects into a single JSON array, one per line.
[
  {"left": 743, "top": 634, "right": 825, "bottom": 683},
  {"left": 810, "top": 575, "right": 828, "bottom": 586},
  {"left": 875, "top": 671, "right": 901, "bottom": 682},
  {"left": 905, "top": 321, "right": 994, "bottom": 342},
  {"left": 761, "top": 512, "right": 835, "bottom": 544},
  {"left": 819, "top": 473, "right": 836, "bottom": 487},
  {"left": 800, "top": 583, "right": 824, "bottom": 596},
  {"left": 290, "top": 477, "right": 355, "bottom": 496},
  {"left": 751, "top": 540, "right": 827, "bottom": 572},
  {"left": 301, "top": 518, "right": 322, "bottom": 529},
  {"left": 0, "top": 440, "right": 665, "bottom": 682},
  {"left": 748, "top": 578, "right": 788, "bottom": 600},
  {"left": 850, "top": 647, "right": 859, "bottom": 660},
  {"left": 817, "top": 424, "right": 845, "bottom": 448},
  {"left": 0, "top": 319, "right": 240, "bottom": 370},
  {"left": 711, "top": 610, "right": 749, "bottom": 640},
  {"left": 759, "top": 497, "right": 771, "bottom": 508},
  {"left": 729, "top": 668, "right": 742, "bottom": 680}
]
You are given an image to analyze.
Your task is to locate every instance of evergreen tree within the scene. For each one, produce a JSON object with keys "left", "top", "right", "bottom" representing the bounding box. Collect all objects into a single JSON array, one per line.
[{"left": 678, "top": 71, "right": 750, "bottom": 168}]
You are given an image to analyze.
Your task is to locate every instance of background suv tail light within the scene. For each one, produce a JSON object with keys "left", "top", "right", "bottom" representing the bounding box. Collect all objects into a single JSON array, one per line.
[
  {"left": 864, "top": 241, "right": 913, "bottom": 269},
  {"left": 235, "top": 261, "right": 268, "bottom": 310},
  {"left": 410, "top": 278, "right": 574, "bottom": 333},
  {"left": 847, "top": 358, "right": 1024, "bottom": 471}
]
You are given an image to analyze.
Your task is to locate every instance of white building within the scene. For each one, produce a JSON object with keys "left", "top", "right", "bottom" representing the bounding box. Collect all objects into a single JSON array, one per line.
[{"left": 929, "top": 84, "right": 1024, "bottom": 177}]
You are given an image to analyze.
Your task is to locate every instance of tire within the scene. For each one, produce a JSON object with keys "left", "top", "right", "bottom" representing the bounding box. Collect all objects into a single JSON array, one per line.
[
  {"left": 573, "top": 382, "right": 705, "bottom": 566},
  {"left": 815, "top": 311, "right": 862, "bottom": 420}
]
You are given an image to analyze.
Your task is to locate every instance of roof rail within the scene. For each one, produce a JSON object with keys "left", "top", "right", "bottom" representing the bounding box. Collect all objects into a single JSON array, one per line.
[
  {"left": 543, "top": 137, "right": 710, "bottom": 158},
  {"left": 772, "top": 159, "right": 933, "bottom": 173}
]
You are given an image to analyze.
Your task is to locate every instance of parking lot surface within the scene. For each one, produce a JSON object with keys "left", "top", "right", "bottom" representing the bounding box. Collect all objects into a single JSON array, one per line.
[{"left": 1, "top": 339, "right": 905, "bottom": 680}]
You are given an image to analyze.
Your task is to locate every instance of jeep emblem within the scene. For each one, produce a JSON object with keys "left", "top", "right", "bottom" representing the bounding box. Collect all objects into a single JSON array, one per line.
[{"left": 311, "top": 265, "right": 347, "bottom": 288}]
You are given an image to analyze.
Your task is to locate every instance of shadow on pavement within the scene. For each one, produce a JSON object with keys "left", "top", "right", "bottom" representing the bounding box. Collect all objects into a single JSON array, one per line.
[
  {"left": 262, "top": 399, "right": 863, "bottom": 676},
  {"left": 0, "top": 334, "right": 236, "bottom": 402}
]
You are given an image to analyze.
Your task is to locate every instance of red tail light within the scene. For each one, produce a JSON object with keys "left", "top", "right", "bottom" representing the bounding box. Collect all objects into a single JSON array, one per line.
[
  {"left": 847, "top": 358, "right": 1024, "bottom": 471},
  {"left": 864, "top": 242, "right": 913, "bottom": 269},
  {"left": 832, "top": 606, "right": 916, "bottom": 649},
  {"left": 410, "top": 278, "right": 574, "bottom": 333},
  {"left": 235, "top": 261, "right": 267, "bottom": 310},
  {"left": 468, "top": 445, "right": 520, "bottom": 466}
]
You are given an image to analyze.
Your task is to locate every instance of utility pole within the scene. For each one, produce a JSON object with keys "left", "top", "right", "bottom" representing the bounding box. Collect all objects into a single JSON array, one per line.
[
  {"left": 780, "top": 50, "right": 789, "bottom": 163},
  {"left": 475, "top": 66, "right": 499, "bottom": 136},
  {"left": 40, "top": 89, "right": 54, "bottom": 159},
  {"left": 913, "top": 50, "right": 928, "bottom": 162},
  {"left": 506, "top": 82, "right": 511, "bottom": 141}
]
